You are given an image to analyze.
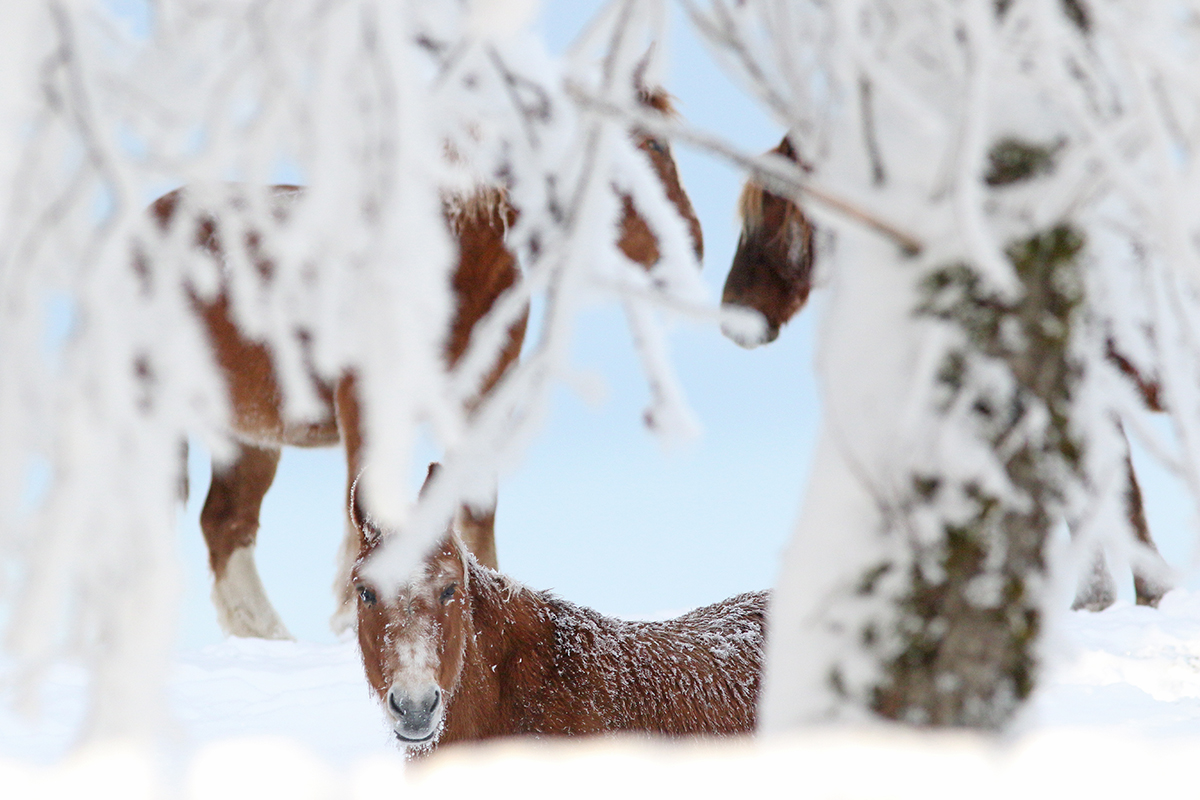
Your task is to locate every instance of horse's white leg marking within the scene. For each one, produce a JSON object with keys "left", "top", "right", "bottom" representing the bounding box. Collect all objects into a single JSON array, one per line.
[
  {"left": 212, "top": 545, "right": 293, "bottom": 640},
  {"left": 1072, "top": 551, "right": 1117, "bottom": 612},
  {"left": 329, "top": 518, "right": 359, "bottom": 635}
]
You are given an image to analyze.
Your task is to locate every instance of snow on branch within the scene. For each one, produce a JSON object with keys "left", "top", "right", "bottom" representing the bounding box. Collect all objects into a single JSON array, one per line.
[{"left": 0, "top": 0, "right": 713, "bottom": 741}]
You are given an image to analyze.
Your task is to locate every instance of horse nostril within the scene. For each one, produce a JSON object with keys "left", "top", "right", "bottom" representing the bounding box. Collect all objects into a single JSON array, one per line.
[
  {"left": 425, "top": 687, "right": 441, "bottom": 714},
  {"left": 388, "top": 690, "right": 406, "bottom": 717}
]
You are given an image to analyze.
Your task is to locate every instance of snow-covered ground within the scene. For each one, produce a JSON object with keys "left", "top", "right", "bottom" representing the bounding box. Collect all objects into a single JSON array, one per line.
[{"left": 5, "top": 590, "right": 1200, "bottom": 797}]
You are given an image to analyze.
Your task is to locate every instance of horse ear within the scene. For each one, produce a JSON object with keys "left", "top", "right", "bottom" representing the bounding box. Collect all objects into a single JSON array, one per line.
[
  {"left": 778, "top": 135, "right": 814, "bottom": 173},
  {"left": 632, "top": 44, "right": 654, "bottom": 96},
  {"left": 349, "top": 472, "right": 383, "bottom": 542},
  {"left": 778, "top": 135, "right": 796, "bottom": 161},
  {"left": 419, "top": 462, "right": 441, "bottom": 497},
  {"left": 631, "top": 46, "right": 676, "bottom": 116}
]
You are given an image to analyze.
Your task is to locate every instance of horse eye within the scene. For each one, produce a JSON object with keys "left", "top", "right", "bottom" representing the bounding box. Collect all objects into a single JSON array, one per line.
[
  {"left": 439, "top": 583, "right": 458, "bottom": 604},
  {"left": 358, "top": 585, "right": 377, "bottom": 606},
  {"left": 645, "top": 139, "right": 667, "bottom": 155}
]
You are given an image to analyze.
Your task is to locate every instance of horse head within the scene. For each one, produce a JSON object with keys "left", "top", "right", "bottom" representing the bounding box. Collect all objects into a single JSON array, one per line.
[
  {"left": 616, "top": 88, "right": 705, "bottom": 269},
  {"left": 350, "top": 468, "right": 471, "bottom": 747},
  {"left": 722, "top": 135, "right": 816, "bottom": 347}
]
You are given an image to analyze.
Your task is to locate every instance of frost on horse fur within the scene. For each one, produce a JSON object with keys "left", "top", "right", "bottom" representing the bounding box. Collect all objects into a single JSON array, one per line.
[
  {"left": 354, "top": 465, "right": 765, "bottom": 749},
  {"left": 354, "top": 518, "right": 767, "bottom": 750}
]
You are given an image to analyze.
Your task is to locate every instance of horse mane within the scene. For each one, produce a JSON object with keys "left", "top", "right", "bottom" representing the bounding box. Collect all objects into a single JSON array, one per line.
[
  {"left": 737, "top": 180, "right": 768, "bottom": 234},
  {"left": 638, "top": 87, "right": 677, "bottom": 117},
  {"left": 443, "top": 186, "right": 514, "bottom": 235},
  {"left": 737, "top": 180, "right": 812, "bottom": 242},
  {"left": 466, "top": 551, "right": 530, "bottom": 604},
  {"left": 737, "top": 136, "right": 813, "bottom": 236}
]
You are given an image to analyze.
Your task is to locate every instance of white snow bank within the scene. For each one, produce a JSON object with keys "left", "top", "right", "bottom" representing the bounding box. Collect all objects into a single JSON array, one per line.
[
  {"left": 6, "top": 593, "right": 1200, "bottom": 797},
  {"left": 410, "top": 731, "right": 1200, "bottom": 798},
  {"left": 0, "top": 639, "right": 392, "bottom": 766},
  {"left": 1027, "top": 589, "right": 1200, "bottom": 738},
  {"left": 2, "top": 728, "right": 1199, "bottom": 800}
]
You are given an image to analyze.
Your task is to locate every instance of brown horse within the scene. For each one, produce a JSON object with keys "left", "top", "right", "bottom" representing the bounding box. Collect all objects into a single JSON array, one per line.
[
  {"left": 151, "top": 89, "right": 703, "bottom": 640},
  {"left": 351, "top": 475, "right": 767, "bottom": 750},
  {"left": 721, "top": 135, "right": 1168, "bottom": 609},
  {"left": 720, "top": 136, "right": 816, "bottom": 348}
]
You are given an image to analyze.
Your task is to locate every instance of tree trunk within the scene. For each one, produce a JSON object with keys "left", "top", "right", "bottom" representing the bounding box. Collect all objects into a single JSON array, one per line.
[{"left": 763, "top": 215, "right": 1085, "bottom": 730}]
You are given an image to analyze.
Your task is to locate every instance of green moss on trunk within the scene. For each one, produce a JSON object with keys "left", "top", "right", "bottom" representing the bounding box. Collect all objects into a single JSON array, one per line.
[{"left": 870, "top": 224, "right": 1084, "bottom": 728}]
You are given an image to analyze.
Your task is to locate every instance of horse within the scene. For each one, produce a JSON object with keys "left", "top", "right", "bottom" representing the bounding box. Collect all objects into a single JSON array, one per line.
[
  {"left": 720, "top": 136, "right": 816, "bottom": 348},
  {"left": 149, "top": 88, "right": 704, "bottom": 640},
  {"left": 721, "top": 134, "right": 1168, "bottom": 609},
  {"left": 351, "top": 468, "right": 767, "bottom": 751}
]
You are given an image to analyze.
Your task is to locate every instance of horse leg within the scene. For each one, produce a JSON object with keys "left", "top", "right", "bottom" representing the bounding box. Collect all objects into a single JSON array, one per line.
[
  {"left": 1072, "top": 552, "right": 1117, "bottom": 612},
  {"left": 1125, "top": 451, "right": 1170, "bottom": 607},
  {"left": 330, "top": 373, "right": 365, "bottom": 635},
  {"left": 201, "top": 441, "right": 292, "bottom": 639},
  {"left": 456, "top": 486, "right": 498, "bottom": 571},
  {"left": 1070, "top": 454, "right": 1116, "bottom": 611},
  {"left": 177, "top": 438, "right": 190, "bottom": 503}
]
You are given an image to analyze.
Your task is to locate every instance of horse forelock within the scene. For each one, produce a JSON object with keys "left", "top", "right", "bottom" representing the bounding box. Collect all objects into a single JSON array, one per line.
[
  {"left": 737, "top": 180, "right": 767, "bottom": 233},
  {"left": 738, "top": 134, "right": 814, "bottom": 236},
  {"left": 737, "top": 180, "right": 811, "bottom": 249}
]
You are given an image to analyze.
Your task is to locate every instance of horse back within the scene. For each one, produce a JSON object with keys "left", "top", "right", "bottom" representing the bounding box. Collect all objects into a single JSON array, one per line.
[
  {"left": 547, "top": 590, "right": 768, "bottom": 737},
  {"left": 151, "top": 183, "right": 524, "bottom": 449},
  {"left": 149, "top": 185, "right": 340, "bottom": 449},
  {"left": 617, "top": 590, "right": 767, "bottom": 736}
]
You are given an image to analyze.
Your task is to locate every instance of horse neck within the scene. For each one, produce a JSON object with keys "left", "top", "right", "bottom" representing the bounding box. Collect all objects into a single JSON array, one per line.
[
  {"left": 456, "top": 563, "right": 633, "bottom": 732},
  {"left": 444, "top": 560, "right": 558, "bottom": 738}
]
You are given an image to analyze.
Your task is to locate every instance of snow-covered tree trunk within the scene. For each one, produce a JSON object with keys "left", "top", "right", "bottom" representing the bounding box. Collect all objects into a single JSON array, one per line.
[
  {"left": 685, "top": 0, "right": 1200, "bottom": 729},
  {"left": 762, "top": 219, "right": 1085, "bottom": 727},
  {"left": 760, "top": 220, "right": 1087, "bottom": 728}
]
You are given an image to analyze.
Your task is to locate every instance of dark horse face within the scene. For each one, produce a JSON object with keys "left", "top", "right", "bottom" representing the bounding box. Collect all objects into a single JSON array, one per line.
[
  {"left": 354, "top": 530, "right": 470, "bottom": 748},
  {"left": 721, "top": 136, "right": 816, "bottom": 348}
]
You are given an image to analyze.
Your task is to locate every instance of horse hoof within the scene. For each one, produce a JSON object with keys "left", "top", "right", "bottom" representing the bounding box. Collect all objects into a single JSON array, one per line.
[
  {"left": 212, "top": 547, "right": 294, "bottom": 640},
  {"left": 219, "top": 607, "right": 294, "bottom": 640}
]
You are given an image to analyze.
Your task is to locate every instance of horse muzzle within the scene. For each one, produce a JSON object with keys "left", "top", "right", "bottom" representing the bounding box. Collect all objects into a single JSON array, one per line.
[
  {"left": 387, "top": 684, "right": 444, "bottom": 744},
  {"left": 720, "top": 303, "right": 778, "bottom": 348}
]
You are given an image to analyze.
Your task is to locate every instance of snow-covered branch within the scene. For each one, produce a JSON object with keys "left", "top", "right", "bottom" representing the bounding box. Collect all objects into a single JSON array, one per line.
[{"left": 0, "top": 0, "right": 712, "bottom": 741}]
